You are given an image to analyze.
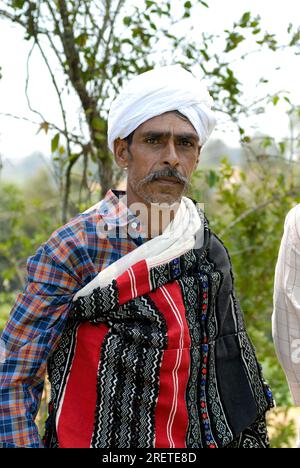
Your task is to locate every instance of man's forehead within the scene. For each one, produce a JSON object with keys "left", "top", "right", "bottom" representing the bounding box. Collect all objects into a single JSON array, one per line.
[
  {"left": 139, "top": 130, "right": 199, "bottom": 142},
  {"left": 135, "top": 112, "right": 198, "bottom": 137}
]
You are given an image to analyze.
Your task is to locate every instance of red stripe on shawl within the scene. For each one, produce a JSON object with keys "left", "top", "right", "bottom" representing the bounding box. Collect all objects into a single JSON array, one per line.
[
  {"left": 57, "top": 322, "right": 109, "bottom": 448},
  {"left": 116, "top": 259, "right": 151, "bottom": 304},
  {"left": 150, "top": 282, "right": 191, "bottom": 448}
]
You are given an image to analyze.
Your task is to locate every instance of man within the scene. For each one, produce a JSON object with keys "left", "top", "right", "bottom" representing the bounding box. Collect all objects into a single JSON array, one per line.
[
  {"left": 273, "top": 205, "right": 300, "bottom": 406},
  {"left": 0, "top": 65, "right": 273, "bottom": 448}
]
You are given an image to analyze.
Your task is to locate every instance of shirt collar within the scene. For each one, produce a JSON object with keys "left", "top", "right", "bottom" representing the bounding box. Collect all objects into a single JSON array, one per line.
[{"left": 99, "top": 189, "right": 141, "bottom": 230}]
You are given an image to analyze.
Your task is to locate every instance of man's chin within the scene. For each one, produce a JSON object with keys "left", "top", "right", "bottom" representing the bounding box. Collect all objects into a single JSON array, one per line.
[
  {"left": 143, "top": 192, "right": 183, "bottom": 205},
  {"left": 134, "top": 180, "right": 188, "bottom": 204}
]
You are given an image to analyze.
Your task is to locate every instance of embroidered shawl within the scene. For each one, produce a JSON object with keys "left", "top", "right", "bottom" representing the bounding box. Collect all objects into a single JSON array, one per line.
[{"left": 43, "top": 208, "right": 273, "bottom": 448}]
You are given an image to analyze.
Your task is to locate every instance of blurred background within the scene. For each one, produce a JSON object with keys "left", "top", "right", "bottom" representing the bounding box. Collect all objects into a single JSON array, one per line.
[{"left": 1, "top": 0, "right": 300, "bottom": 447}]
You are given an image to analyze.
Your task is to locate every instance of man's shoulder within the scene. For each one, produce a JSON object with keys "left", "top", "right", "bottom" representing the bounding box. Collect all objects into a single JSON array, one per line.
[
  {"left": 284, "top": 204, "right": 300, "bottom": 243},
  {"left": 44, "top": 202, "right": 105, "bottom": 257},
  {"left": 285, "top": 203, "right": 300, "bottom": 223},
  {"left": 207, "top": 227, "right": 231, "bottom": 262}
]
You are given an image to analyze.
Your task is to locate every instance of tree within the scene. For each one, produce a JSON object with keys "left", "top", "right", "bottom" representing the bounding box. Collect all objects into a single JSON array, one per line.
[{"left": 0, "top": 0, "right": 195, "bottom": 221}]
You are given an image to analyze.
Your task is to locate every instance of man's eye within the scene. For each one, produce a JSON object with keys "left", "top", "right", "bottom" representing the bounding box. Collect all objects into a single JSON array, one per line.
[
  {"left": 146, "top": 138, "right": 159, "bottom": 144},
  {"left": 180, "top": 140, "right": 193, "bottom": 147}
]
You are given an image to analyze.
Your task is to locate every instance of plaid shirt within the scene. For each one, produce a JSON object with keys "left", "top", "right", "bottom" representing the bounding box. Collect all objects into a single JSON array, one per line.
[{"left": 0, "top": 189, "right": 144, "bottom": 448}]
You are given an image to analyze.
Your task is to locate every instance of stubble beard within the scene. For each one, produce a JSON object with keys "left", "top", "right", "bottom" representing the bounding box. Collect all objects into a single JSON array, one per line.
[{"left": 134, "top": 179, "right": 188, "bottom": 205}]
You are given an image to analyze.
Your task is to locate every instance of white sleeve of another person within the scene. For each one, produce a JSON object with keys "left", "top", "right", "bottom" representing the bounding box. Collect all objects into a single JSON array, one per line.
[{"left": 272, "top": 204, "right": 300, "bottom": 406}]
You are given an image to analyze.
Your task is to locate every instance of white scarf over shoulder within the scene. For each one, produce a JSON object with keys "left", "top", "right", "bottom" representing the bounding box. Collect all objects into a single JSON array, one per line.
[{"left": 74, "top": 196, "right": 202, "bottom": 300}]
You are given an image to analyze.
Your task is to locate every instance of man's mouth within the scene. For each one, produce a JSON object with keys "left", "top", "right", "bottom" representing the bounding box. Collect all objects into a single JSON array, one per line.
[{"left": 155, "top": 177, "right": 181, "bottom": 185}]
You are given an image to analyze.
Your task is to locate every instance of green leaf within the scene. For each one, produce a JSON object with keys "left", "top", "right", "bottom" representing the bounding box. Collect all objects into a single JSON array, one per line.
[
  {"left": 279, "top": 142, "right": 286, "bottom": 154},
  {"left": 145, "top": 0, "right": 156, "bottom": 9},
  {"left": 241, "top": 136, "right": 251, "bottom": 143},
  {"left": 290, "top": 30, "right": 300, "bottom": 47},
  {"left": 51, "top": 133, "right": 60, "bottom": 153},
  {"left": 225, "top": 32, "right": 245, "bottom": 52},
  {"left": 90, "top": 152, "right": 97, "bottom": 163},
  {"left": 68, "top": 153, "right": 80, "bottom": 163},
  {"left": 272, "top": 95, "right": 279, "bottom": 106},
  {"left": 261, "top": 137, "right": 272, "bottom": 148},
  {"left": 200, "top": 49, "right": 210, "bottom": 61},
  {"left": 276, "top": 174, "right": 285, "bottom": 188},
  {"left": 123, "top": 17, "right": 131, "bottom": 26},
  {"left": 186, "top": 48, "right": 194, "bottom": 59},
  {"left": 75, "top": 33, "right": 88, "bottom": 47},
  {"left": 207, "top": 170, "right": 219, "bottom": 188},
  {"left": 184, "top": 1, "right": 192, "bottom": 8},
  {"left": 94, "top": 132, "right": 106, "bottom": 141},
  {"left": 241, "top": 11, "right": 251, "bottom": 25},
  {"left": 240, "top": 171, "right": 246, "bottom": 182},
  {"left": 92, "top": 117, "right": 106, "bottom": 132},
  {"left": 12, "top": 0, "right": 26, "bottom": 9}
]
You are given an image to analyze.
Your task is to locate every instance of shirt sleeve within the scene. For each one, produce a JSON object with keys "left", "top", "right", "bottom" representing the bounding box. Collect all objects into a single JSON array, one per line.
[
  {"left": 272, "top": 204, "right": 300, "bottom": 406},
  {"left": 0, "top": 236, "right": 82, "bottom": 448}
]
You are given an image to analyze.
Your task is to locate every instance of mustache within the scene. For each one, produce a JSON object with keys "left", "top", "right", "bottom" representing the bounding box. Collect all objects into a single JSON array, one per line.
[{"left": 137, "top": 167, "right": 189, "bottom": 189}]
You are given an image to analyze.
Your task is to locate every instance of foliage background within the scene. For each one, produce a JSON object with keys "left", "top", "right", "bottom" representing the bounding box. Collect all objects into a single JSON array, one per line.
[{"left": 1, "top": 0, "right": 300, "bottom": 448}]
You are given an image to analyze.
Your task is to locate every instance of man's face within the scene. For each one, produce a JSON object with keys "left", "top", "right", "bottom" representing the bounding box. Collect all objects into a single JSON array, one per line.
[{"left": 114, "top": 112, "right": 201, "bottom": 205}]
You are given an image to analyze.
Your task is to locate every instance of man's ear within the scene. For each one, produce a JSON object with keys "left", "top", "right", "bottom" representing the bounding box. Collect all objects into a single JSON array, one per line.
[{"left": 114, "top": 138, "right": 129, "bottom": 169}]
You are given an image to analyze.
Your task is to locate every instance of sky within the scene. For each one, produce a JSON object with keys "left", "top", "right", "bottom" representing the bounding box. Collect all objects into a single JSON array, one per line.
[{"left": 0, "top": 0, "right": 299, "bottom": 161}]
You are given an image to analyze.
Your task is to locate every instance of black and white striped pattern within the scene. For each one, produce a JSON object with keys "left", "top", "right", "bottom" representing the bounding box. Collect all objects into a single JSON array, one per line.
[{"left": 91, "top": 295, "right": 167, "bottom": 448}]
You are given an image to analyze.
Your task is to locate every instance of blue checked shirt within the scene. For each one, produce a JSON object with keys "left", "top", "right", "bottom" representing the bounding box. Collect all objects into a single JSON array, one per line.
[{"left": 0, "top": 189, "right": 143, "bottom": 447}]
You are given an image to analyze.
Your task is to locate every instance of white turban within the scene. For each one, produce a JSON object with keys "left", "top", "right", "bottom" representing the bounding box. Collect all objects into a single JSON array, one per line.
[{"left": 107, "top": 65, "right": 216, "bottom": 153}]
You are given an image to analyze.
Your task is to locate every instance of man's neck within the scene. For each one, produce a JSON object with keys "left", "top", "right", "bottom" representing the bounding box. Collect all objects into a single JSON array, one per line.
[{"left": 125, "top": 189, "right": 180, "bottom": 238}]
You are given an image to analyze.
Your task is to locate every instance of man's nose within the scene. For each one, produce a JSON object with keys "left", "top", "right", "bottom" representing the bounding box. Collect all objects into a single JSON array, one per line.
[{"left": 162, "top": 141, "right": 180, "bottom": 166}]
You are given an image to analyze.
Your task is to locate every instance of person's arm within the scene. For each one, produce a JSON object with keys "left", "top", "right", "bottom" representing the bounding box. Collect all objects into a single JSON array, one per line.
[
  {"left": 0, "top": 237, "right": 81, "bottom": 448},
  {"left": 272, "top": 204, "right": 300, "bottom": 406}
]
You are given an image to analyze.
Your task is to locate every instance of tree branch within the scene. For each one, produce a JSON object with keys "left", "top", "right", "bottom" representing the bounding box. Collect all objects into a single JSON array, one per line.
[
  {"left": 34, "top": 38, "right": 70, "bottom": 146},
  {"left": 0, "top": 8, "right": 27, "bottom": 27},
  {"left": 0, "top": 112, "right": 83, "bottom": 145},
  {"left": 62, "top": 153, "right": 80, "bottom": 223},
  {"left": 25, "top": 42, "right": 47, "bottom": 122},
  {"left": 56, "top": 0, "right": 94, "bottom": 114},
  {"left": 218, "top": 191, "right": 300, "bottom": 237}
]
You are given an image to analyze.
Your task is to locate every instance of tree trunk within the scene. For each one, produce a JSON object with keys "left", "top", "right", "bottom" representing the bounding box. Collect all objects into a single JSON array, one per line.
[{"left": 98, "top": 155, "right": 114, "bottom": 198}]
